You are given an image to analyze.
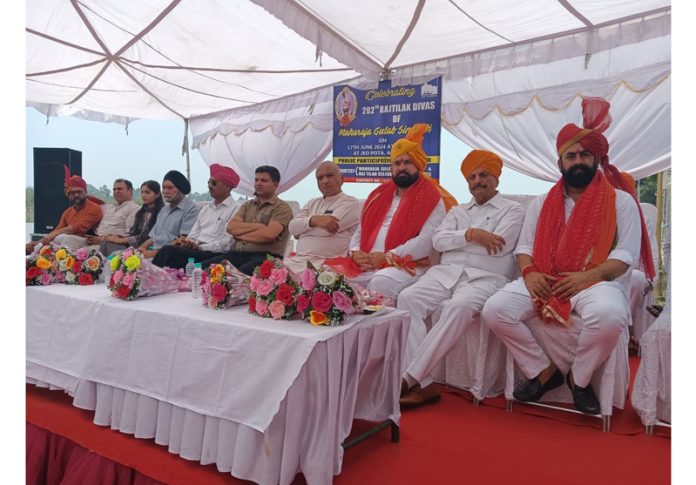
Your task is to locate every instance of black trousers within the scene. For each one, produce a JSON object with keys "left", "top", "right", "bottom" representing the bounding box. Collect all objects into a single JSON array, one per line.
[
  {"left": 151, "top": 244, "right": 224, "bottom": 269},
  {"left": 199, "top": 251, "right": 281, "bottom": 275}
]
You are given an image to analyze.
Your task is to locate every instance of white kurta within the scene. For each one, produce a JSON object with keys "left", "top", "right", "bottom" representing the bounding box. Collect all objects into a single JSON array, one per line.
[
  {"left": 482, "top": 188, "right": 641, "bottom": 388},
  {"left": 397, "top": 193, "right": 525, "bottom": 387},
  {"left": 348, "top": 195, "right": 446, "bottom": 300}
]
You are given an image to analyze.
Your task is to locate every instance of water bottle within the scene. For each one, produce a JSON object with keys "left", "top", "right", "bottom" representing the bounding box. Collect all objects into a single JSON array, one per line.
[
  {"left": 104, "top": 255, "right": 113, "bottom": 287},
  {"left": 185, "top": 257, "right": 195, "bottom": 291},
  {"left": 192, "top": 263, "right": 203, "bottom": 299}
]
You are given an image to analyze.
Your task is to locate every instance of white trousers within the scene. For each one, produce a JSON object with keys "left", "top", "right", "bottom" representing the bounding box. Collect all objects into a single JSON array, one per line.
[
  {"left": 397, "top": 267, "right": 505, "bottom": 388},
  {"left": 53, "top": 234, "right": 87, "bottom": 251},
  {"left": 482, "top": 278, "right": 630, "bottom": 388},
  {"left": 349, "top": 267, "right": 420, "bottom": 301}
]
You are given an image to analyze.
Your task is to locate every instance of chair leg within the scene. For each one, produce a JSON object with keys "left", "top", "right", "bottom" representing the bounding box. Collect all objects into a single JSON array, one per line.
[
  {"left": 506, "top": 399, "right": 513, "bottom": 412},
  {"left": 602, "top": 415, "right": 611, "bottom": 433},
  {"left": 645, "top": 424, "right": 654, "bottom": 435}
]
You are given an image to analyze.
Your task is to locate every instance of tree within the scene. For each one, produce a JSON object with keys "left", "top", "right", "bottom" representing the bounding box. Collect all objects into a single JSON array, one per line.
[
  {"left": 637, "top": 174, "right": 657, "bottom": 205},
  {"left": 26, "top": 187, "right": 34, "bottom": 222}
]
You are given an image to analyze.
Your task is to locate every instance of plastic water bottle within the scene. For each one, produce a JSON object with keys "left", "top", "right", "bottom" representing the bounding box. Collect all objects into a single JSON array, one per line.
[
  {"left": 104, "top": 255, "right": 113, "bottom": 287},
  {"left": 192, "top": 263, "right": 203, "bottom": 299},
  {"left": 185, "top": 257, "right": 195, "bottom": 291}
]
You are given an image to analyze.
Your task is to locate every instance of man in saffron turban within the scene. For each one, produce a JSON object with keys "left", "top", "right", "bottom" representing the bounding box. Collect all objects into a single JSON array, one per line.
[
  {"left": 326, "top": 123, "right": 457, "bottom": 299},
  {"left": 482, "top": 98, "right": 653, "bottom": 414},
  {"left": 398, "top": 150, "right": 525, "bottom": 407}
]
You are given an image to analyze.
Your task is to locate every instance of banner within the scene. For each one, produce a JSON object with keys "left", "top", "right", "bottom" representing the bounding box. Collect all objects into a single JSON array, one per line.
[{"left": 332, "top": 77, "right": 442, "bottom": 182}]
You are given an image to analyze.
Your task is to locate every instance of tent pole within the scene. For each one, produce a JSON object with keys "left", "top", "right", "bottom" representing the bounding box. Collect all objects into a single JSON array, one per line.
[
  {"left": 183, "top": 118, "right": 191, "bottom": 183},
  {"left": 655, "top": 170, "right": 664, "bottom": 299}
]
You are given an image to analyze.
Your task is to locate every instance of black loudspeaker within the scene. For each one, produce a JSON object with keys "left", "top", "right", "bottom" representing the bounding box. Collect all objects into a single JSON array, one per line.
[{"left": 33, "top": 148, "right": 82, "bottom": 234}]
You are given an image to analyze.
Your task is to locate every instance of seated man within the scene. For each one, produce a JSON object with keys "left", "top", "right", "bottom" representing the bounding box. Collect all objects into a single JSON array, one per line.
[
  {"left": 137, "top": 170, "right": 200, "bottom": 259},
  {"left": 284, "top": 161, "right": 360, "bottom": 274},
  {"left": 329, "top": 123, "right": 456, "bottom": 300},
  {"left": 26, "top": 173, "right": 102, "bottom": 253},
  {"left": 482, "top": 98, "right": 654, "bottom": 414},
  {"left": 200, "top": 165, "right": 293, "bottom": 275},
  {"left": 83, "top": 178, "right": 140, "bottom": 249},
  {"left": 152, "top": 164, "right": 241, "bottom": 269},
  {"left": 398, "top": 151, "right": 525, "bottom": 407}
]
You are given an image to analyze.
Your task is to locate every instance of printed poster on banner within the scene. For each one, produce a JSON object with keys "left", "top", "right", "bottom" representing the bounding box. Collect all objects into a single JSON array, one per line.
[{"left": 332, "top": 77, "right": 442, "bottom": 182}]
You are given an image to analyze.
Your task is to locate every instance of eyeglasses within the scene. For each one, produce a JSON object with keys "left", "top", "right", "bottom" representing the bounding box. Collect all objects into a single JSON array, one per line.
[{"left": 208, "top": 178, "right": 219, "bottom": 186}]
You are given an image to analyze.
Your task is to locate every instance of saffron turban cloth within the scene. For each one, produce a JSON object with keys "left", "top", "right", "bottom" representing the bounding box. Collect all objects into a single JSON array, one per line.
[
  {"left": 63, "top": 164, "right": 87, "bottom": 193},
  {"left": 389, "top": 123, "right": 458, "bottom": 210},
  {"left": 210, "top": 163, "right": 240, "bottom": 189},
  {"left": 554, "top": 97, "right": 655, "bottom": 280},
  {"left": 460, "top": 150, "right": 503, "bottom": 179},
  {"left": 163, "top": 170, "right": 191, "bottom": 195}
]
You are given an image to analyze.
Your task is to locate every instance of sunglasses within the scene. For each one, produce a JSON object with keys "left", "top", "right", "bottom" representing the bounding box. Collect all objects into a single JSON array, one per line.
[{"left": 208, "top": 178, "right": 219, "bottom": 186}]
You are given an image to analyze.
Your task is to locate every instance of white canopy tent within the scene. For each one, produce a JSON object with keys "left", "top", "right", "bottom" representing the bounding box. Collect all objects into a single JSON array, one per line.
[{"left": 26, "top": 0, "right": 671, "bottom": 195}]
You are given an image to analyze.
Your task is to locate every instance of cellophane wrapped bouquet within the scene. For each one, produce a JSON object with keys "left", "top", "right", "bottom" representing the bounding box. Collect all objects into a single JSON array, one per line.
[
  {"left": 296, "top": 264, "right": 358, "bottom": 326},
  {"left": 108, "top": 248, "right": 186, "bottom": 300},
  {"left": 26, "top": 244, "right": 55, "bottom": 286},
  {"left": 200, "top": 261, "right": 251, "bottom": 309},
  {"left": 248, "top": 257, "right": 301, "bottom": 320},
  {"left": 64, "top": 247, "right": 105, "bottom": 285}
]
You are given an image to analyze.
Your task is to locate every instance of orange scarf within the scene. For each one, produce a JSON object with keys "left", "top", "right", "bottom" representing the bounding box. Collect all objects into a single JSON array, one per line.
[{"left": 532, "top": 171, "right": 617, "bottom": 326}]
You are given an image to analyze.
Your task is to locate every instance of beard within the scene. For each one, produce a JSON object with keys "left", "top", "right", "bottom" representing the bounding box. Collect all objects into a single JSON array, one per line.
[
  {"left": 392, "top": 170, "right": 419, "bottom": 188},
  {"left": 562, "top": 163, "right": 598, "bottom": 188}
]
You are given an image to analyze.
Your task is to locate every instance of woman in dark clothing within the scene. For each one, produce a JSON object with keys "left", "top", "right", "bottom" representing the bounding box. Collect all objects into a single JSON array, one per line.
[{"left": 99, "top": 180, "right": 164, "bottom": 256}]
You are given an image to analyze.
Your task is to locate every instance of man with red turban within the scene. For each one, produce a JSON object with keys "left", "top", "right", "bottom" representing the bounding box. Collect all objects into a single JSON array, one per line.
[
  {"left": 398, "top": 150, "right": 525, "bottom": 407},
  {"left": 327, "top": 124, "right": 457, "bottom": 300},
  {"left": 482, "top": 98, "right": 653, "bottom": 414},
  {"left": 152, "top": 164, "right": 242, "bottom": 269},
  {"left": 26, "top": 170, "right": 103, "bottom": 254}
]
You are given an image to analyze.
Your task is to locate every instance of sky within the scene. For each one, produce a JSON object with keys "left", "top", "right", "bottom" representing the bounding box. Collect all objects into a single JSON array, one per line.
[{"left": 25, "top": 107, "right": 553, "bottom": 206}]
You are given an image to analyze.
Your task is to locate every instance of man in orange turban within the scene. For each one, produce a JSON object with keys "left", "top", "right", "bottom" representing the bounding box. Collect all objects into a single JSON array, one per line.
[
  {"left": 483, "top": 98, "right": 648, "bottom": 415},
  {"left": 325, "top": 123, "right": 456, "bottom": 300},
  {"left": 398, "top": 149, "right": 525, "bottom": 407}
]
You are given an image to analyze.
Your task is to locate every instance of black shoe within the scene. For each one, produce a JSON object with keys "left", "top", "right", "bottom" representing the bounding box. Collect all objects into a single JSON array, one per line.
[
  {"left": 566, "top": 372, "right": 600, "bottom": 415},
  {"left": 513, "top": 368, "right": 563, "bottom": 402}
]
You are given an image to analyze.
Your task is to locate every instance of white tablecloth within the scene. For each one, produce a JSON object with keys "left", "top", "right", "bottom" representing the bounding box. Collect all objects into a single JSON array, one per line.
[{"left": 26, "top": 285, "right": 409, "bottom": 485}]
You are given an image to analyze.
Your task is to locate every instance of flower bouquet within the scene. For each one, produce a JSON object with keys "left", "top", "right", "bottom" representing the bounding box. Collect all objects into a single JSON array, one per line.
[
  {"left": 65, "top": 247, "right": 105, "bottom": 285},
  {"left": 248, "top": 257, "right": 301, "bottom": 320},
  {"left": 108, "top": 248, "right": 185, "bottom": 300},
  {"left": 52, "top": 246, "right": 78, "bottom": 284},
  {"left": 200, "top": 261, "right": 251, "bottom": 309},
  {"left": 26, "top": 245, "right": 55, "bottom": 286},
  {"left": 296, "top": 264, "right": 358, "bottom": 326}
]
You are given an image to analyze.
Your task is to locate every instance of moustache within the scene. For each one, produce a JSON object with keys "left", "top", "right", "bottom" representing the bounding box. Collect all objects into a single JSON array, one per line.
[{"left": 473, "top": 184, "right": 487, "bottom": 190}]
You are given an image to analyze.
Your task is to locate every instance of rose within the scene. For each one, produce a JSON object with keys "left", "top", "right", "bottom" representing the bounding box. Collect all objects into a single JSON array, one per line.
[
  {"left": 65, "top": 271, "right": 76, "bottom": 283},
  {"left": 309, "top": 310, "right": 328, "bottom": 326},
  {"left": 317, "top": 270, "right": 338, "bottom": 287},
  {"left": 257, "top": 260, "right": 274, "bottom": 279},
  {"left": 117, "top": 284, "right": 131, "bottom": 299},
  {"left": 65, "top": 256, "right": 75, "bottom": 270},
  {"left": 85, "top": 256, "right": 101, "bottom": 272},
  {"left": 296, "top": 293, "right": 310, "bottom": 313},
  {"left": 75, "top": 248, "right": 88, "bottom": 260},
  {"left": 276, "top": 283, "right": 295, "bottom": 305},
  {"left": 255, "top": 279, "right": 275, "bottom": 297},
  {"left": 78, "top": 273, "right": 94, "bottom": 286},
  {"left": 26, "top": 267, "right": 42, "bottom": 282},
  {"left": 39, "top": 246, "right": 52, "bottom": 257},
  {"left": 211, "top": 283, "right": 228, "bottom": 301},
  {"left": 269, "top": 300, "right": 286, "bottom": 320},
  {"left": 210, "top": 264, "right": 225, "bottom": 278},
  {"left": 40, "top": 272, "right": 53, "bottom": 285},
  {"left": 125, "top": 255, "right": 141, "bottom": 271},
  {"left": 299, "top": 269, "right": 317, "bottom": 291},
  {"left": 110, "top": 256, "right": 121, "bottom": 271},
  {"left": 113, "top": 269, "right": 124, "bottom": 283},
  {"left": 255, "top": 299, "right": 269, "bottom": 316},
  {"left": 36, "top": 257, "right": 52, "bottom": 270},
  {"left": 55, "top": 248, "right": 67, "bottom": 260},
  {"left": 248, "top": 296, "right": 256, "bottom": 313},
  {"left": 53, "top": 271, "right": 65, "bottom": 283},
  {"left": 123, "top": 272, "right": 136, "bottom": 288},
  {"left": 332, "top": 290, "right": 354, "bottom": 314},
  {"left": 270, "top": 267, "right": 289, "bottom": 285},
  {"left": 249, "top": 275, "right": 260, "bottom": 291},
  {"left": 311, "top": 291, "right": 332, "bottom": 313}
]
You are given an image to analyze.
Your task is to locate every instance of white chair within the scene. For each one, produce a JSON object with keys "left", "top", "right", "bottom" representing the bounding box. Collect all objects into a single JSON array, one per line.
[
  {"left": 431, "top": 194, "right": 537, "bottom": 403},
  {"left": 629, "top": 203, "right": 660, "bottom": 344}
]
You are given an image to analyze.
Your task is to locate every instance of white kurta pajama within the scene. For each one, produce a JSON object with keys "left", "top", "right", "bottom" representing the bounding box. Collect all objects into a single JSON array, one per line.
[
  {"left": 397, "top": 193, "right": 525, "bottom": 388},
  {"left": 348, "top": 196, "right": 446, "bottom": 300},
  {"left": 482, "top": 189, "right": 641, "bottom": 388}
]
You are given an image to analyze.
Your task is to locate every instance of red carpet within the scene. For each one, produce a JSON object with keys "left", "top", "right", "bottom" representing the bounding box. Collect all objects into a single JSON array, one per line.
[{"left": 27, "top": 356, "right": 670, "bottom": 484}]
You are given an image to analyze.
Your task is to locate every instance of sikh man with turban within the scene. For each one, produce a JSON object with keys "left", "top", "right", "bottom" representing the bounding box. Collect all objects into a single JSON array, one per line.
[
  {"left": 26, "top": 171, "right": 103, "bottom": 254},
  {"left": 152, "top": 164, "right": 242, "bottom": 269},
  {"left": 327, "top": 123, "right": 457, "bottom": 300},
  {"left": 398, "top": 150, "right": 525, "bottom": 407},
  {"left": 482, "top": 98, "right": 655, "bottom": 414},
  {"left": 138, "top": 169, "right": 200, "bottom": 259}
]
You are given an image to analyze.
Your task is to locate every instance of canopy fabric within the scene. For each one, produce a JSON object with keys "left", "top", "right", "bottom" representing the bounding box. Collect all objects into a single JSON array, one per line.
[{"left": 26, "top": 0, "right": 671, "bottom": 195}]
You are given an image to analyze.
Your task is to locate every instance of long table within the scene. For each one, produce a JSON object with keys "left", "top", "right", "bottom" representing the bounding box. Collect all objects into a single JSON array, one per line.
[{"left": 26, "top": 285, "right": 410, "bottom": 485}]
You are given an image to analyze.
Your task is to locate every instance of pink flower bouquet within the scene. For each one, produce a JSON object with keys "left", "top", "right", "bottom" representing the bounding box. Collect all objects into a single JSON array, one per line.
[
  {"left": 26, "top": 245, "right": 55, "bottom": 286},
  {"left": 108, "top": 248, "right": 184, "bottom": 300},
  {"left": 200, "top": 261, "right": 251, "bottom": 309},
  {"left": 65, "top": 247, "right": 105, "bottom": 285},
  {"left": 248, "top": 257, "right": 300, "bottom": 320},
  {"left": 296, "top": 263, "right": 358, "bottom": 326}
]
